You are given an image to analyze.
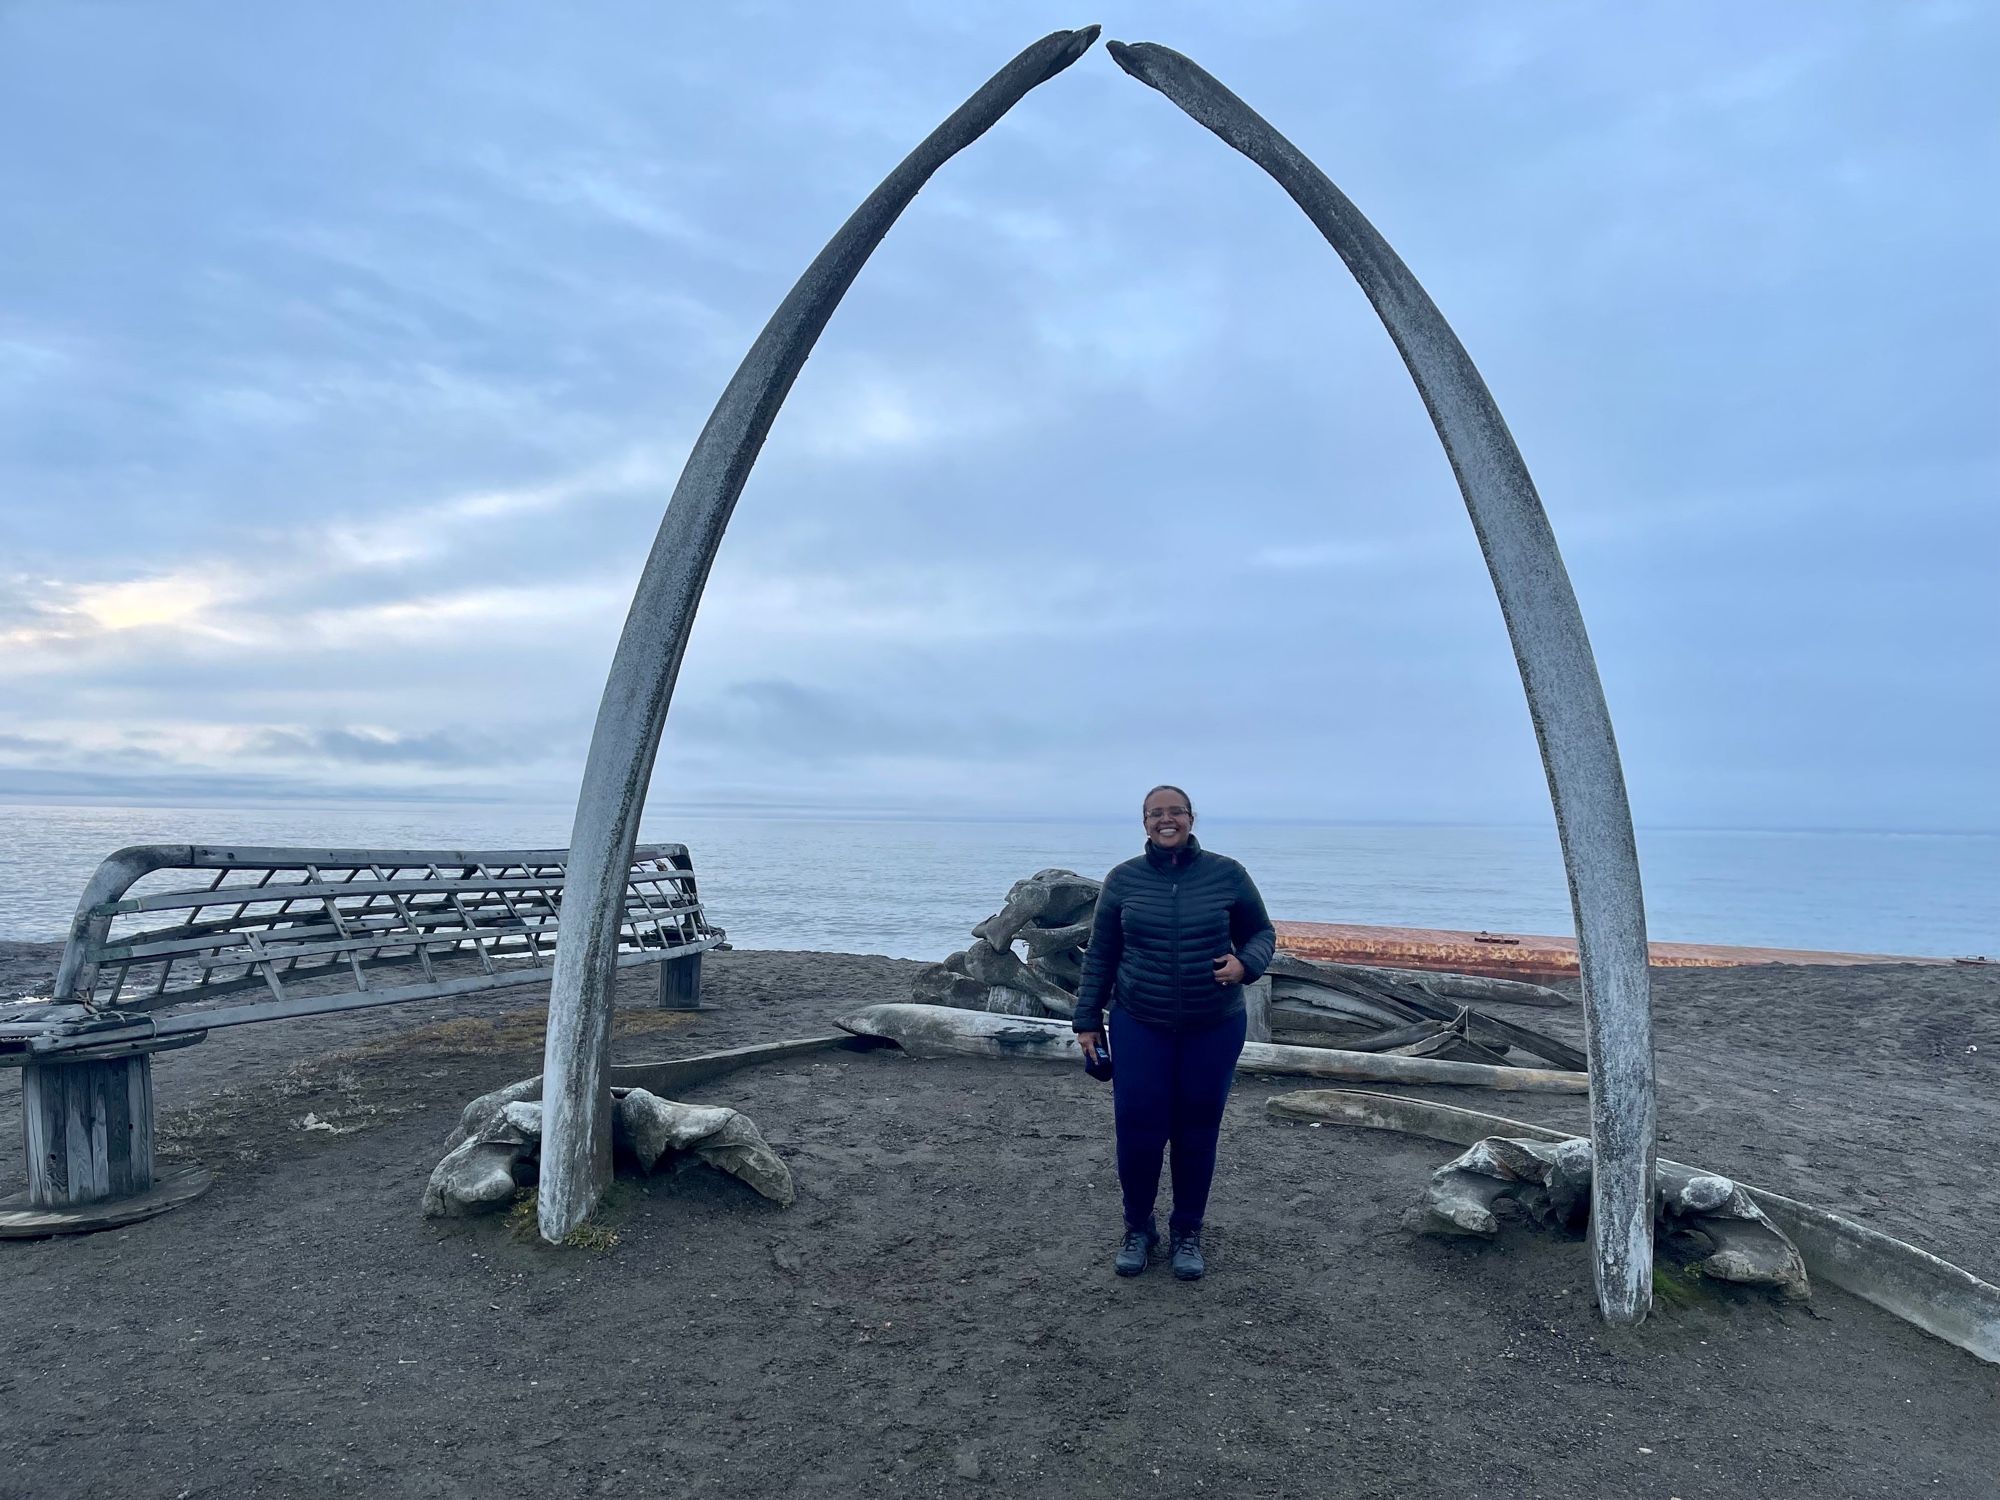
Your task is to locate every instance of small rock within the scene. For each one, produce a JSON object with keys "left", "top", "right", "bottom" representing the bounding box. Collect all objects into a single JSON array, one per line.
[{"left": 953, "top": 1444, "right": 982, "bottom": 1480}]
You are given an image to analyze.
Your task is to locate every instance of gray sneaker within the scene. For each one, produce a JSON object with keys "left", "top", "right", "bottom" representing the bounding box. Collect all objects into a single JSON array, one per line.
[
  {"left": 1114, "top": 1223, "right": 1159, "bottom": 1277},
  {"left": 1169, "top": 1228, "right": 1206, "bottom": 1280}
]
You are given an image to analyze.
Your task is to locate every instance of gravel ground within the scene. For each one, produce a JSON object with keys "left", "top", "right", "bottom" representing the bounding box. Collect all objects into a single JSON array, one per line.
[{"left": 1, "top": 944, "right": 1996, "bottom": 1499}]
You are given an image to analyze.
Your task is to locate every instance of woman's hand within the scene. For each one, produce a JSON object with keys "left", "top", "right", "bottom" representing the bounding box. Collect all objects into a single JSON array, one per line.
[
  {"left": 1212, "top": 954, "right": 1246, "bottom": 985},
  {"left": 1077, "top": 1030, "right": 1106, "bottom": 1064}
]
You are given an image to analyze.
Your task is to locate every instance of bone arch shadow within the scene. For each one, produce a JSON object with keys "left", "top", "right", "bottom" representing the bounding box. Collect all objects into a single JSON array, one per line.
[{"left": 536, "top": 27, "right": 1657, "bottom": 1326}]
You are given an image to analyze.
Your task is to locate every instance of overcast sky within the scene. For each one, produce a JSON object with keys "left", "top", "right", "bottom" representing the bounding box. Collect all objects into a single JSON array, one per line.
[{"left": 2, "top": 2, "right": 1993, "bottom": 831}]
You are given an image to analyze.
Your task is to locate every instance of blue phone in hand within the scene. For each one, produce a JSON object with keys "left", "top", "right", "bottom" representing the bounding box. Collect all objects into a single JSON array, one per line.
[{"left": 1083, "top": 1038, "right": 1114, "bottom": 1082}]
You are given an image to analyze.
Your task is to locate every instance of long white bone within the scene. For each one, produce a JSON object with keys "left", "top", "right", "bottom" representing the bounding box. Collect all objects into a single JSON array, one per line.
[
  {"left": 536, "top": 28, "right": 1103, "bottom": 1242},
  {"left": 1106, "top": 39, "right": 1657, "bottom": 1325},
  {"left": 838, "top": 1003, "right": 1590, "bottom": 1093}
]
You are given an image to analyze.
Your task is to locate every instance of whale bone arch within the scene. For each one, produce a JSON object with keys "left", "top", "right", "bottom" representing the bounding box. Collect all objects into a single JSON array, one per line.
[
  {"left": 535, "top": 25, "right": 1104, "bottom": 1245},
  {"left": 539, "top": 29, "right": 1658, "bottom": 1326}
]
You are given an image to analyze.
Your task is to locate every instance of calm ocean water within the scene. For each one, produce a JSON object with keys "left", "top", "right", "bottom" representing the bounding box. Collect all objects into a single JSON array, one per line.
[{"left": 0, "top": 802, "right": 1992, "bottom": 962}]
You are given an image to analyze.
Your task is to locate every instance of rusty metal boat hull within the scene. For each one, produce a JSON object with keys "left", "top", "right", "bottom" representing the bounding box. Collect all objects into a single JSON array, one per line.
[{"left": 1274, "top": 920, "right": 1952, "bottom": 984}]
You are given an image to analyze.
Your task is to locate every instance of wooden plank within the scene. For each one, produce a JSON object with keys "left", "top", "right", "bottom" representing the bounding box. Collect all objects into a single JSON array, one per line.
[
  {"left": 103, "top": 1061, "right": 133, "bottom": 1197},
  {"left": 63, "top": 1067, "right": 102, "bottom": 1204},
  {"left": 108, "top": 892, "right": 704, "bottom": 965},
  {"left": 0, "top": 1032, "right": 204, "bottom": 1071},
  {"left": 99, "top": 864, "right": 696, "bottom": 920},
  {"left": 31, "top": 936, "right": 724, "bottom": 1046},
  {"left": 94, "top": 842, "right": 688, "bottom": 909},
  {"left": 128, "top": 1055, "right": 155, "bottom": 1196},
  {"left": 23, "top": 1064, "right": 59, "bottom": 1200}
]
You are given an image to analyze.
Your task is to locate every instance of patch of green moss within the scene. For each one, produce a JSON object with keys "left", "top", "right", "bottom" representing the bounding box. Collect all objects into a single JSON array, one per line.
[
  {"left": 1651, "top": 1263, "right": 1708, "bottom": 1308},
  {"left": 504, "top": 1187, "right": 624, "bottom": 1251}
]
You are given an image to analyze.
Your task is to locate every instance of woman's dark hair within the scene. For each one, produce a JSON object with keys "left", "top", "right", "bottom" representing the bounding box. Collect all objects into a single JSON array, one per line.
[{"left": 1143, "top": 784, "right": 1194, "bottom": 815}]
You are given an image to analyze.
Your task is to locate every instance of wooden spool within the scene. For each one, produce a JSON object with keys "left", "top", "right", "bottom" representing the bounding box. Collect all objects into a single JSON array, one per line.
[
  {"left": 1, "top": 1041, "right": 213, "bottom": 1237},
  {"left": 24, "top": 1052, "right": 157, "bottom": 1205}
]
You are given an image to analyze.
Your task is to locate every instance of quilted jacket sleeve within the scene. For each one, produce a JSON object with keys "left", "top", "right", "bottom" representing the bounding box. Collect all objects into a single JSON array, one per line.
[{"left": 1072, "top": 869, "right": 1125, "bottom": 1033}]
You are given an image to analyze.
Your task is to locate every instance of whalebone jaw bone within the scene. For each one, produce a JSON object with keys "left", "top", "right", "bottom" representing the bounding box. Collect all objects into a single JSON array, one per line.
[
  {"left": 1415, "top": 1135, "right": 1809, "bottom": 1299},
  {"left": 423, "top": 1076, "right": 794, "bottom": 1219},
  {"left": 534, "top": 26, "right": 1103, "bottom": 1245},
  {"left": 1105, "top": 37, "right": 1657, "bottom": 1325}
]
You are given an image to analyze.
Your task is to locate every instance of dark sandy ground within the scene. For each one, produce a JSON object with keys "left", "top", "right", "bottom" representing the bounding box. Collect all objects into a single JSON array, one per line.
[{"left": 2, "top": 942, "right": 1998, "bottom": 1499}]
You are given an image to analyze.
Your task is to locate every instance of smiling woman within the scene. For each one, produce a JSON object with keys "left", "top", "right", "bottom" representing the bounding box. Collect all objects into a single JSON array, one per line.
[{"left": 1071, "top": 783, "right": 1277, "bottom": 1281}]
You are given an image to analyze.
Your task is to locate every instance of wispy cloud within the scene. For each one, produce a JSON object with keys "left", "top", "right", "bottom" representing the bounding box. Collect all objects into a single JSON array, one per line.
[{"left": 0, "top": 4, "right": 1991, "bottom": 830}]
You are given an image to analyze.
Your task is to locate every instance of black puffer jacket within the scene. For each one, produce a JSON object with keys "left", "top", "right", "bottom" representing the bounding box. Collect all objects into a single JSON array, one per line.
[{"left": 1072, "top": 837, "right": 1276, "bottom": 1034}]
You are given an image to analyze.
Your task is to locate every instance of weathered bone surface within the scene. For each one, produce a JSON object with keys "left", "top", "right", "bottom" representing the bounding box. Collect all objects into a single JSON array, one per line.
[
  {"left": 1270, "top": 980, "right": 1418, "bottom": 1030},
  {"left": 957, "top": 937, "right": 1077, "bottom": 1017},
  {"left": 1300, "top": 959, "right": 1573, "bottom": 1011},
  {"left": 1266, "top": 954, "right": 1585, "bottom": 1073},
  {"left": 1107, "top": 37, "right": 1656, "bottom": 1325},
  {"left": 424, "top": 1076, "right": 793, "bottom": 1218},
  {"left": 1269, "top": 1088, "right": 2000, "bottom": 1365},
  {"left": 924, "top": 875, "right": 1587, "bottom": 1084},
  {"left": 838, "top": 1003, "right": 1589, "bottom": 1092},
  {"left": 1414, "top": 1134, "right": 1809, "bottom": 1299},
  {"left": 536, "top": 26, "right": 1103, "bottom": 1242},
  {"left": 973, "top": 869, "right": 1103, "bottom": 950}
]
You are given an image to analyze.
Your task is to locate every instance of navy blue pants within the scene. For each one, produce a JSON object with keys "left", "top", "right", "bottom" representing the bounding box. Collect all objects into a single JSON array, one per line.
[{"left": 1109, "top": 1008, "right": 1248, "bottom": 1236}]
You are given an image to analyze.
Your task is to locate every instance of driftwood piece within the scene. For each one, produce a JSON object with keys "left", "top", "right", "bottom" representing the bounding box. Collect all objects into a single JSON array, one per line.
[
  {"left": 1287, "top": 958, "right": 1572, "bottom": 1010},
  {"left": 1272, "top": 954, "right": 1585, "bottom": 1072},
  {"left": 1269, "top": 1003, "right": 1408, "bottom": 1043},
  {"left": 1337, "top": 1018, "right": 1451, "bottom": 1053},
  {"left": 1272, "top": 1026, "right": 1381, "bottom": 1050},
  {"left": 1112, "top": 37, "right": 1657, "bottom": 1323},
  {"left": 1270, "top": 978, "right": 1421, "bottom": 1029},
  {"left": 836, "top": 1004, "right": 1589, "bottom": 1093},
  {"left": 1268, "top": 1088, "right": 2000, "bottom": 1364}
]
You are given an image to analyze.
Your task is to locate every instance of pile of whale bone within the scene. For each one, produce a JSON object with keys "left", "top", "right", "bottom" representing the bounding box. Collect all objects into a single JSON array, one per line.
[
  {"left": 1415, "top": 1134, "right": 1810, "bottom": 1299},
  {"left": 909, "top": 867, "right": 1588, "bottom": 1074},
  {"left": 423, "top": 1066, "right": 801, "bottom": 1218}
]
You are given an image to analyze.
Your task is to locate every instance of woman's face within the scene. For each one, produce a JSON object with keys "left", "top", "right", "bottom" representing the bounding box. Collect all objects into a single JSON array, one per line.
[{"left": 1143, "top": 789, "right": 1194, "bottom": 850}]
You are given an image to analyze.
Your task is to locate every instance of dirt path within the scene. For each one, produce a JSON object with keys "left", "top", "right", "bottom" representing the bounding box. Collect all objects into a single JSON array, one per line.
[{"left": 2, "top": 947, "right": 1996, "bottom": 1498}]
